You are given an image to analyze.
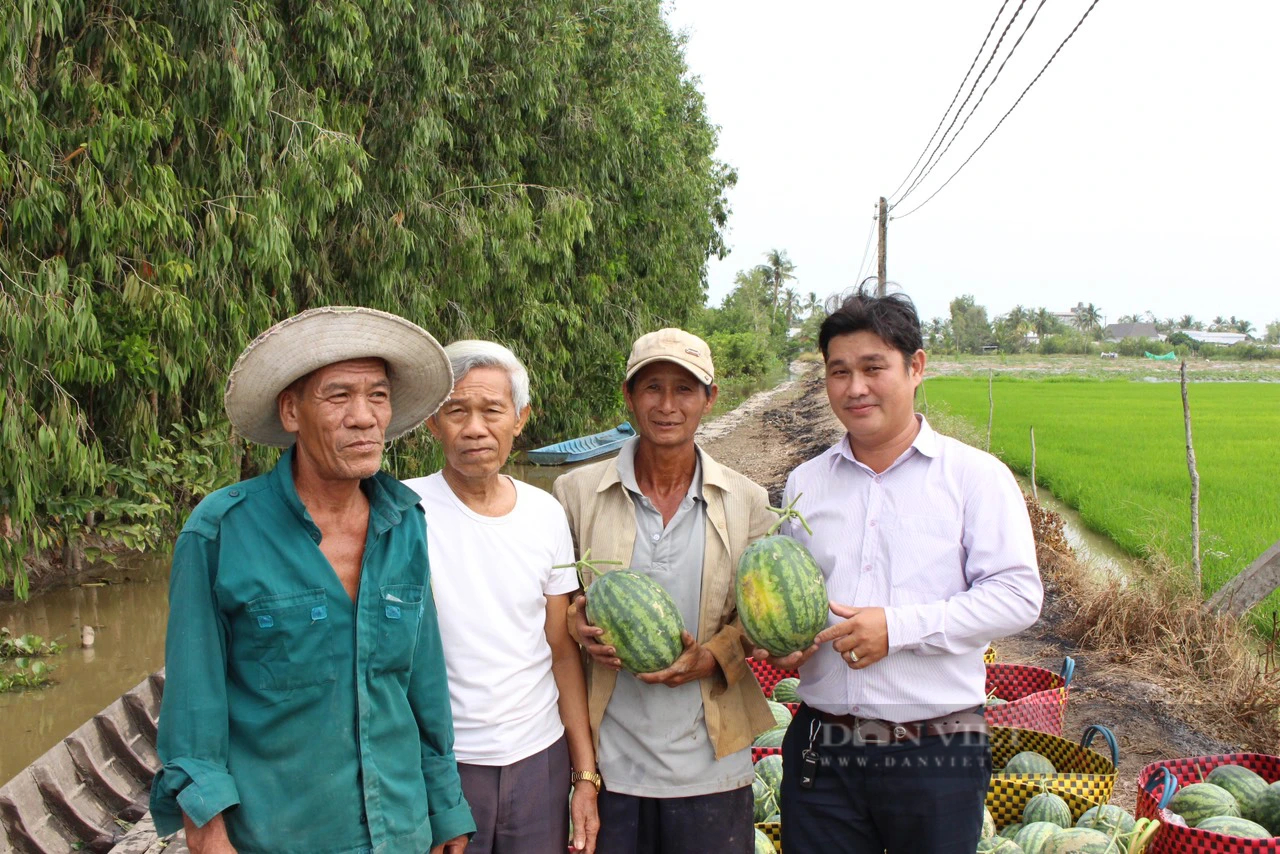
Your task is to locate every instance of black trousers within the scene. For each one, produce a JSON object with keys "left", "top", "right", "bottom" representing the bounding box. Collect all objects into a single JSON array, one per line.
[
  {"left": 595, "top": 784, "right": 755, "bottom": 854},
  {"left": 780, "top": 704, "right": 991, "bottom": 854}
]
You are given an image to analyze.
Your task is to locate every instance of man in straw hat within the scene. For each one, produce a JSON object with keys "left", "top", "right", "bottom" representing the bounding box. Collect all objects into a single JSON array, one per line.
[
  {"left": 552, "top": 328, "right": 777, "bottom": 853},
  {"left": 151, "top": 307, "right": 475, "bottom": 854}
]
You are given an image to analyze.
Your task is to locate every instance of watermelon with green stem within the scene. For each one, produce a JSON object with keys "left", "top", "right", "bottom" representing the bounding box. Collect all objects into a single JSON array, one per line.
[
  {"left": 1166, "top": 782, "right": 1240, "bottom": 827},
  {"left": 736, "top": 497, "right": 829, "bottom": 657}
]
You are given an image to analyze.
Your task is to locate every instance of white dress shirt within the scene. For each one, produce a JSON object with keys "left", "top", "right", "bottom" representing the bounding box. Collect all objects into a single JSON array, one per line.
[{"left": 782, "top": 415, "right": 1043, "bottom": 724}]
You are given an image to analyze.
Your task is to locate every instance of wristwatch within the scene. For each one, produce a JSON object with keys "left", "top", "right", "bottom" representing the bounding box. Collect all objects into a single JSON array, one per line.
[{"left": 570, "top": 770, "right": 603, "bottom": 792}]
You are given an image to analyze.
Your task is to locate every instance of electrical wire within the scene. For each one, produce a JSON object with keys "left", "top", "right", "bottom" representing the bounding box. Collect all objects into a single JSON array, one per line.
[
  {"left": 893, "top": 0, "right": 1105, "bottom": 220},
  {"left": 854, "top": 213, "right": 877, "bottom": 285},
  {"left": 893, "top": 0, "right": 1030, "bottom": 206},
  {"left": 895, "top": 0, "right": 1052, "bottom": 208},
  {"left": 885, "top": 0, "right": 1013, "bottom": 203}
]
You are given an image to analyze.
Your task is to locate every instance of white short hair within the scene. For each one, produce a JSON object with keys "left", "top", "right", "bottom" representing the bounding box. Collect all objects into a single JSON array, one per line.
[{"left": 443, "top": 340, "right": 531, "bottom": 411}]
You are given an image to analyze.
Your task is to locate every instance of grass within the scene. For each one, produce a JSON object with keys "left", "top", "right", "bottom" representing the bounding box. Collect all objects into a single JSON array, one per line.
[
  {"left": 927, "top": 352, "right": 1280, "bottom": 383},
  {"left": 920, "top": 376, "right": 1280, "bottom": 618}
]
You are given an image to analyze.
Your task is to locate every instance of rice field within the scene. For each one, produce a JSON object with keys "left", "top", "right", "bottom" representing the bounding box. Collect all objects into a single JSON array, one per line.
[{"left": 920, "top": 376, "right": 1280, "bottom": 613}]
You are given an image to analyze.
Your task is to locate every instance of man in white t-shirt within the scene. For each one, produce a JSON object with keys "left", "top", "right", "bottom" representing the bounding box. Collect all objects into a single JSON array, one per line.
[{"left": 404, "top": 340, "right": 599, "bottom": 854}]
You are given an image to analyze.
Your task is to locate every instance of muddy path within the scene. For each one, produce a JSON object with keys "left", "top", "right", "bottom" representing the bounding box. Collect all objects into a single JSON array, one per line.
[{"left": 700, "top": 368, "right": 1249, "bottom": 812}]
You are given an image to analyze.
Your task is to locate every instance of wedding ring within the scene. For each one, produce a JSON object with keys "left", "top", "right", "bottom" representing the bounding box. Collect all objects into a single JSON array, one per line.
[{"left": 845, "top": 649, "right": 859, "bottom": 664}]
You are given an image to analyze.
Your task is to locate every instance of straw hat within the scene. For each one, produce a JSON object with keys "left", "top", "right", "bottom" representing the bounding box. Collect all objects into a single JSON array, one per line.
[{"left": 224, "top": 306, "right": 453, "bottom": 447}]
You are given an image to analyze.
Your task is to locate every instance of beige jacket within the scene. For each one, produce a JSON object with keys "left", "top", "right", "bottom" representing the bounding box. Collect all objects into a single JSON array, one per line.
[{"left": 552, "top": 444, "right": 777, "bottom": 760}]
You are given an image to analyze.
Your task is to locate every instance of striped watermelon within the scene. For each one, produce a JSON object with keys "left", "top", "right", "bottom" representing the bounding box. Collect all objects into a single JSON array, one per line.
[
  {"left": 585, "top": 570, "right": 684, "bottom": 673},
  {"left": 1014, "top": 821, "right": 1063, "bottom": 854},
  {"left": 752, "top": 777, "right": 777, "bottom": 822},
  {"left": 976, "top": 839, "right": 1023, "bottom": 853},
  {"left": 1205, "top": 764, "right": 1270, "bottom": 826},
  {"left": 753, "top": 727, "right": 786, "bottom": 748},
  {"left": 755, "top": 754, "right": 784, "bottom": 801},
  {"left": 1000, "top": 823, "right": 1024, "bottom": 840},
  {"left": 771, "top": 677, "right": 800, "bottom": 703},
  {"left": 766, "top": 700, "right": 792, "bottom": 729},
  {"left": 982, "top": 807, "right": 996, "bottom": 839},
  {"left": 1254, "top": 782, "right": 1280, "bottom": 835},
  {"left": 736, "top": 529, "right": 828, "bottom": 656},
  {"left": 1074, "top": 805, "right": 1134, "bottom": 835},
  {"left": 1040, "top": 828, "right": 1118, "bottom": 853},
  {"left": 753, "top": 827, "right": 775, "bottom": 854},
  {"left": 765, "top": 812, "right": 780, "bottom": 823},
  {"left": 1166, "top": 782, "right": 1240, "bottom": 827},
  {"left": 1005, "top": 751, "right": 1056, "bottom": 775},
  {"left": 1194, "top": 815, "right": 1272, "bottom": 838},
  {"left": 1023, "top": 793, "right": 1072, "bottom": 829}
]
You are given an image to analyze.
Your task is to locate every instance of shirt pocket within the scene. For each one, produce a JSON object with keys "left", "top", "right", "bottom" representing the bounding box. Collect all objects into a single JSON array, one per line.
[
  {"left": 371, "top": 583, "right": 424, "bottom": 674},
  {"left": 883, "top": 515, "right": 966, "bottom": 603},
  {"left": 244, "top": 588, "right": 336, "bottom": 691}
]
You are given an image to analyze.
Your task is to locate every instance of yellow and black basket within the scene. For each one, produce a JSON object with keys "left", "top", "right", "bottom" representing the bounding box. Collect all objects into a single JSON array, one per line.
[
  {"left": 984, "top": 645, "right": 998, "bottom": 664},
  {"left": 986, "top": 724, "right": 1120, "bottom": 828},
  {"left": 754, "top": 820, "right": 782, "bottom": 853}
]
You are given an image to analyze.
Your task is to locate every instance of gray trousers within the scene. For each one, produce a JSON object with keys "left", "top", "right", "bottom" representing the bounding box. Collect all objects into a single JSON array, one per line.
[{"left": 458, "top": 735, "right": 571, "bottom": 854}]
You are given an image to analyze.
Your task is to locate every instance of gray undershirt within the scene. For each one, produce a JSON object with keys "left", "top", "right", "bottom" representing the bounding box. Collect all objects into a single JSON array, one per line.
[{"left": 597, "top": 439, "right": 754, "bottom": 798}]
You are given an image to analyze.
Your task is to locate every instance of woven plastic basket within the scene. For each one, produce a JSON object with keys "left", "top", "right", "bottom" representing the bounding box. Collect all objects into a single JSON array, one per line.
[
  {"left": 1137, "top": 754, "right": 1280, "bottom": 854},
  {"left": 984, "top": 656, "right": 1075, "bottom": 736},
  {"left": 986, "top": 724, "right": 1120, "bottom": 828},
  {"left": 754, "top": 821, "right": 782, "bottom": 853},
  {"left": 748, "top": 657, "right": 798, "bottom": 697},
  {"left": 985, "top": 645, "right": 997, "bottom": 664}
]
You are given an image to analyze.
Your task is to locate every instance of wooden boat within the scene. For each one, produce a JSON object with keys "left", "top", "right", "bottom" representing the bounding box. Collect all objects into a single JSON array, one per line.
[
  {"left": 524, "top": 422, "right": 635, "bottom": 466},
  {"left": 0, "top": 671, "right": 171, "bottom": 853}
]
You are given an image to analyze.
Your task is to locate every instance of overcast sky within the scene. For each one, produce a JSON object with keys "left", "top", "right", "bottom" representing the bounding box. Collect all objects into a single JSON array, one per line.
[{"left": 663, "top": 0, "right": 1279, "bottom": 331}]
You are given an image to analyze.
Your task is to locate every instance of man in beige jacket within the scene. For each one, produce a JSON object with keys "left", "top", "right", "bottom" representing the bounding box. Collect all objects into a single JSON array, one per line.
[{"left": 553, "top": 328, "right": 776, "bottom": 854}]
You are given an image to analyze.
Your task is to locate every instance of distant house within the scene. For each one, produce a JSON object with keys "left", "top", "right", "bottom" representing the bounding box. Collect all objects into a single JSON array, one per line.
[
  {"left": 1180, "top": 330, "right": 1250, "bottom": 346},
  {"left": 1104, "top": 322, "right": 1162, "bottom": 342},
  {"left": 1052, "top": 303, "right": 1086, "bottom": 328}
]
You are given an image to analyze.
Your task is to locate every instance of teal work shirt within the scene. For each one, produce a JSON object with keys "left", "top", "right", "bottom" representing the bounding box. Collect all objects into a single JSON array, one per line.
[{"left": 150, "top": 447, "right": 475, "bottom": 853}]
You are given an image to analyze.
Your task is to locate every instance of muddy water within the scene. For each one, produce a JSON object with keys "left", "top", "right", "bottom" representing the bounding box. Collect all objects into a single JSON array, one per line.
[
  {"left": 1015, "top": 475, "right": 1143, "bottom": 579},
  {"left": 0, "top": 558, "right": 171, "bottom": 785}
]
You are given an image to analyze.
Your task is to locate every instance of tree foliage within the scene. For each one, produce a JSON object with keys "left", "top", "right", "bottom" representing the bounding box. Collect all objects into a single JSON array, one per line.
[{"left": 0, "top": 0, "right": 732, "bottom": 594}]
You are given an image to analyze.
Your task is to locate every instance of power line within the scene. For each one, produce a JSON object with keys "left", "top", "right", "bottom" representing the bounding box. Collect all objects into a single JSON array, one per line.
[
  {"left": 893, "top": 0, "right": 1030, "bottom": 206},
  {"left": 895, "top": 0, "right": 1052, "bottom": 208},
  {"left": 894, "top": 0, "right": 1105, "bottom": 220},
  {"left": 885, "top": 0, "right": 1013, "bottom": 203},
  {"left": 854, "top": 212, "right": 877, "bottom": 285}
]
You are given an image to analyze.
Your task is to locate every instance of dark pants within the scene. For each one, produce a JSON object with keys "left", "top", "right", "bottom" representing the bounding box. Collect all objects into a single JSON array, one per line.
[
  {"left": 458, "top": 735, "right": 571, "bottom": 854},
  {"left": 596, "top": 784, "right": 755, "bottom": 854},
  {"left": 780, "top": 704, "right": 991, "bottom": 854}
]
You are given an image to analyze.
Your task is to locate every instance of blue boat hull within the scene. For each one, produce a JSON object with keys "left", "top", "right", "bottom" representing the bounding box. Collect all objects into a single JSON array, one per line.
[{"left": 525, "top": 423, "right": 636, "bottom": 466}]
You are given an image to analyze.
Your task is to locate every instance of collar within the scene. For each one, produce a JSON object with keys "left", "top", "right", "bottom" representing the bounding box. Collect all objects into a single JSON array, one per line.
[
  {"left": 830, "top": 413, "right": 941, "bottom": 472},
  {"left": 270, "top": 445, "right": 422, "bottom": 537},
  {"left": 597, "top": 436, "right": 729, "bottom": 498}
]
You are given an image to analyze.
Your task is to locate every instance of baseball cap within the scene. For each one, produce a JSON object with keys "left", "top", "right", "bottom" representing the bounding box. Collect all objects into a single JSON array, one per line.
[{"left": 624, "top": 328, "right": 715, "bottom": 385}]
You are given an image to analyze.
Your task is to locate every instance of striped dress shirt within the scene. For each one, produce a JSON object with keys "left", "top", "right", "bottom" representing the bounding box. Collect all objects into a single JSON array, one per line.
[{"left": 782, "top": 415, "right": 1043, "bottom": 724}]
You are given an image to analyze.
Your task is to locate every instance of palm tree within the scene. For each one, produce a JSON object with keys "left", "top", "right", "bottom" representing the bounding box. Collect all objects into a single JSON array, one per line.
[
  {"left": 1178, "top": 314, "right": 1196, "bottom": 331},
  {"left": 1074, "top": 303, "right": 1103, "bottom": 334},
  {"left": 1032, "top": 308, "right": 1056, "bottom": 338},
  {"left": 1211, "top": 315, "right": 1228, "bottom": 331},
  {"left": 763, "top": 249, "right": 796, "bottom": 323},
  {"left": 1235, "top": 318, "right": 1255, "bottom": 336}
]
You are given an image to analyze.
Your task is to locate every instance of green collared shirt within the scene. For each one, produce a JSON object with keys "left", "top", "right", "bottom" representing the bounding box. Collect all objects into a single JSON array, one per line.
[{"left": 151, "top": 447, "right": 475, "bottom": 854}]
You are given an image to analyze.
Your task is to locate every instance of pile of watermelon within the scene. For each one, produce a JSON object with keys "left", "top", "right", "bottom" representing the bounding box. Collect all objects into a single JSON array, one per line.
[
  {"left": 1162, "top": 764, "right": 1280, "bottom": 838},
  {"left": 753, "top": 700, "right": 793, "bottom": 749},
  {"left": 977, "top": 799, "right": 1155, "bottom": 853}
]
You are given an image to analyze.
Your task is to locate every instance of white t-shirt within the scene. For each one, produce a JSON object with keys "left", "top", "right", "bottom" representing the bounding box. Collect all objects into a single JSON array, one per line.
[{"left": 404, "top": 472, "right": 579, "bottom": 765}]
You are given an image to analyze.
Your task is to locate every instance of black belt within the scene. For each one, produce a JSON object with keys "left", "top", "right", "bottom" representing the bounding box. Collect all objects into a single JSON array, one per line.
[{"left": 802, "top": 703, "right": 988, "bottom": 744}]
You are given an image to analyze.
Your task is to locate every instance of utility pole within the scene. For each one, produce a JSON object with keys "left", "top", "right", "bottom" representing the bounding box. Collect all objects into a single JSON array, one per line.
[{"left": 876, "top": 196, "right": 888, "bottom": 296}]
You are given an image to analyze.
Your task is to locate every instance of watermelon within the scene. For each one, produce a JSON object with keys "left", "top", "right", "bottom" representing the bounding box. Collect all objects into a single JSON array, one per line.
[
  {"left": 1253, "top": 782, "right": 1280, "bottom": 835},
  {"left": 753, "top": 827, "right": 775, "bottom": 854},
  {"left": 1023, "top": 793, "right": 1072, "bottom": 828},
  {"left": 735, "top": 522, "right": 828, "bottom": 656},
  {"left": 752, "top": 776, "right": 777, "bottom": 823},
  {"left": 1014, "top": 821, "right": 1063, "bottom": 854},
  {"left": 753, "top": 727, "right": 786, "bottom": 748},
  {"left": 771, "top": 677, "right": 800, "bottom": 703},
  {"left": 1206, "top": 764, "right": 1270, "bottom": 826},
  {"left": 1194, "top": 815, "right": 1273, "bottom": 838},
  {"left": 765, "top": 812, "right": 780, "bottom": 823},
  {"left": 1000, "top": 822, "right": 1024, "bottom": 840},
  {"left": 1166, "top": 782, "right": 1240, "bottom": 827},
  {"left": 766, "top": 700, "right": 793, "bottom": 729},
  {"left": 976, "top": 839, "right": 1023, "bottom": 854},
  {"left": 1074, "top": 805, "right": 1134, "bottom": 835},
  {"left": 1039, "top": 828, "right": 1118, "bottom": 853},
  {"left": 1005, "top": 751, "right": 1056, "bottom": 775},
  {"left": 982, "top": 807, "right": 996, "bottom": 838},
  {"left": 585, "top": 570, "right": 685, "bottom": 673},
  {"left": 755, "top": 754, "right": 784, "bottom": 800},
  {"left": 986, "top": 697, "right": 1009, "bottom": 707}
]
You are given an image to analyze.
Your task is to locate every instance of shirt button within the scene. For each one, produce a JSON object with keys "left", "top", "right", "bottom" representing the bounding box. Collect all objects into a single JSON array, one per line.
[
  {"left": 869, "top": 520, "right": 877, "bottom": 527},
  {"left": 228, "top": 489, "right": 239, "bottom": 497},
  {"left": 874, "top": 476, "right": 882, "bottom": 484},
  {"left": 651, "top": 533, "right": 660, "bottom": 542},
  {"left": 863, "top": 564, "right": 871, "bottom": 572},
  {"left": 311, "top": 531, "right": 320, "bottom": 543}
]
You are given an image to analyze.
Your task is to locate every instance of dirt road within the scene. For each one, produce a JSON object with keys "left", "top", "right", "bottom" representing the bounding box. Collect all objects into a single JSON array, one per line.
[{"left": 701, "top": 366, "right": 1248, "bottom": 811}]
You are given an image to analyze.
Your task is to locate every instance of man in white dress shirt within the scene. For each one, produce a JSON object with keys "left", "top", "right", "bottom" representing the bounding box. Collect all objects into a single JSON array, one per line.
[{"left": 762, "top": 286, "right": 1043, "bottom": 853}]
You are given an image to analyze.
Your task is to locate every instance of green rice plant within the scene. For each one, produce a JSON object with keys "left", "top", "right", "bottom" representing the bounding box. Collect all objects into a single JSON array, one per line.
[{"left": 922, "top": 377, "right": 1280, "bottom": 618}]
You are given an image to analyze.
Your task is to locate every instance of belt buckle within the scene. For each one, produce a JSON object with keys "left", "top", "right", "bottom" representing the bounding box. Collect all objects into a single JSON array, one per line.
[{"left": 853, "top": 718, "right": 891, "bottom": 745}]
